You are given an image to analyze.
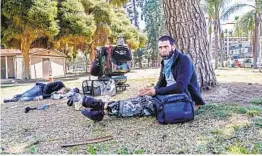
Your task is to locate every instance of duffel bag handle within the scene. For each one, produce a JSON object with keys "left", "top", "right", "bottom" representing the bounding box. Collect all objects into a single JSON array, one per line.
[{"left": 155, "top": 94, "right": 193, "bottom": 104}]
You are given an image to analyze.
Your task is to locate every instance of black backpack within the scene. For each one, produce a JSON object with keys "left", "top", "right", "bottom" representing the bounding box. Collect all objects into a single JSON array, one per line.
[
  {"left": 90, "top": 47, "right": 107, "bottom": 76},
  {"left": 112, "top": 46, "right": 132, "bottom": 63},
  {"left": 90, "top": 58, "right": 102, "bottom": 76}
]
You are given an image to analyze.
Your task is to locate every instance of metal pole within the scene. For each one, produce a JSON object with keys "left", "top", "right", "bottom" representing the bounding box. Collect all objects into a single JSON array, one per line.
[
  {"left": 258, "top": 13, "right": 262, "bottom": 65},
  {"left": 227, "top": 31, "right": 229, "bottom": 56},
  {"left": 5, "top": 56, "right": 8, "bottom": 79}
]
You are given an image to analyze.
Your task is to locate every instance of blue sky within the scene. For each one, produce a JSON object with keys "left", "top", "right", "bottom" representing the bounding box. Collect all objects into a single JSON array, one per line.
[
  {"left": 138, "top": 0, "right": 255, "bottom": 31},
  {"left": 221, "top": 0, "right": 255, "bottom": 31}
]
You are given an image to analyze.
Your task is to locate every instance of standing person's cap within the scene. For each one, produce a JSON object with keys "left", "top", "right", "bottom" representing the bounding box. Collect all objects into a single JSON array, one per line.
[{"left": 117, "top": 34, "right": 125, "bottom": 46}]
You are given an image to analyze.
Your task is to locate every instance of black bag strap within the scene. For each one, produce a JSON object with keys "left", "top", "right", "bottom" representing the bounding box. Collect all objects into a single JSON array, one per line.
[
  {"left": 155, "top": 94, "right": 193, "bottom": 104},
  {"left": 91, "top": 80, "right": 94, "bottom": 96}
]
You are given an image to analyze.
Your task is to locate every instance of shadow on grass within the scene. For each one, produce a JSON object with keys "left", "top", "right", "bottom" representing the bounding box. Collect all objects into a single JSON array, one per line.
[
  {"left": 217, "top": 68, "right": 231, "bottom": 70},
  {"left": 1, "top": 76, "right": 82, "bottom": 86},
  {"left": 1, "top": 77, "right": 80, "bottom": 88},
  {"left": 1, "top": 85, "right": 21, "bottom": 89}
]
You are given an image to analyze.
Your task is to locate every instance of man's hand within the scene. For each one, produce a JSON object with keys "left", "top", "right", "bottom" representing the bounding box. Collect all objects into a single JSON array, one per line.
[
  {"left": 138, "top": 87, "right": 156, "bottom": 96},
  {"left": 138, "top": 87, "right": 148, "bottom": 94}
]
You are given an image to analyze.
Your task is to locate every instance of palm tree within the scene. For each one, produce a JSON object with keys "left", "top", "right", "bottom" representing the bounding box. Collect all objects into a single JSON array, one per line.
[
  {"left": 201, "top": 1, "right": 215, "bottom": 61},
  {"left": 238, "top": 10, "right": 255, "bottom": 38},
  {"left": 202, "top": 0, "right": 229, "bottom": 69},
  {"left": 221, "top": 0, "right": 261, "bottom": 69}
]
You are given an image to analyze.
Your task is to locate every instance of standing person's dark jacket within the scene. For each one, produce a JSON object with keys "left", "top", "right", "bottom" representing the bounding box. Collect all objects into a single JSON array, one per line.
[
  {"left": 154, "top": 49, "right": 205, "bottom": 105},
  {"left": 43, "top": 81, "right": 65, "bottom": 99}
]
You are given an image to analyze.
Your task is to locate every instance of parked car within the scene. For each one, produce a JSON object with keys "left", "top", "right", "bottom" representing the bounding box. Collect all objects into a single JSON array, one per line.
[
  {"left": 241, "top": 58, "right": 253, "bottom": 68},
  {"left": 241, "top": 58, "right": 262, "bottom": 70},
  {"left": 75, "top": 66, "right": 85, "bottom": 71}
]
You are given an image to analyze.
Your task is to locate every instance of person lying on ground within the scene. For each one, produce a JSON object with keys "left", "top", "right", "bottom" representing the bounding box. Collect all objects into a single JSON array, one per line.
[
  {"left": 67, "top": 35, "right": 205, "bottom": 122},
  {"left": 3, "top": 81, "right": 65, "bottom": 103},
  {"left": 51, "top": 87, "right": 80, "bottom": 100}
]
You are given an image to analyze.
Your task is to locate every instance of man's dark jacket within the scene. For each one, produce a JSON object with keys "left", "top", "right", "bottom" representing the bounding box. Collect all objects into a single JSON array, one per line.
[
  {"left": 43, "top": 81, "right": 65, "bottom": 99},
  {"left": 154, "top": 49, "right": 205, "bottom": 105}
]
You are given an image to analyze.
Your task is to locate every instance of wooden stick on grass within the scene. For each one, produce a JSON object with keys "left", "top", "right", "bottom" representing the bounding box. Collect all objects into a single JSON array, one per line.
[{"left": 61, "top": 135, "right": 114, "bottom": 148}]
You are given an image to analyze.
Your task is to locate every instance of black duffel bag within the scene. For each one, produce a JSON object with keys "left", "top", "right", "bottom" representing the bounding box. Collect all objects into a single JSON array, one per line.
[{"left": 153, "top": 94, "right": 195, "bottom": 124}]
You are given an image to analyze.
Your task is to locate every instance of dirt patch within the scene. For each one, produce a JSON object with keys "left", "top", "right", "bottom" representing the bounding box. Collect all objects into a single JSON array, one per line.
[{"left": 203, "top": 82, "right": 262, "bottom": 105}]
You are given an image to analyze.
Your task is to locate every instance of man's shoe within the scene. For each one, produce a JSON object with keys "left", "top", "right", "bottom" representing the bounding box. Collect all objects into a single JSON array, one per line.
[
  {"left": 82, "top": 96, "right": 105, "bottom": 110},
  {"left": 67, "top": 98, "right": 74, "bottom": 106},
  {"left": 81, "top": 109, "right": 104, "bottom": 121},
  {"left": 3, "top": 97, "right": 19, "bottom": 103},
  {"left": 67, "top": 93, "right": 82, "bottom": 107},
  {"left": 67, "top": 99, "right": 83, "bottom": 110}
]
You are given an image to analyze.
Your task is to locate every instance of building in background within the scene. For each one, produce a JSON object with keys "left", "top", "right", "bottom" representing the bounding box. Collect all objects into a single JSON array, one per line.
[
  {"left": 211, "top": 36, "right": 262, "bottom": 59},
  {"left": 1, "top": 48, "right": 67, "bottom": 79}
]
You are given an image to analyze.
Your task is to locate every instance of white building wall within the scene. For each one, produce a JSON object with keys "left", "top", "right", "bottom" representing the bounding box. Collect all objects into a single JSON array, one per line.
[
  {"left": 16, "top": 56, "right": 23, "bottom": 79},
  {"left": 30, "top": 57, "right": 43, "bottom": 79},
  {"left": 50, "top": 58, "right": 65, "bottom": 77},
  {"left": 15, "top": 55, "right": 66, "bottom": 79}
]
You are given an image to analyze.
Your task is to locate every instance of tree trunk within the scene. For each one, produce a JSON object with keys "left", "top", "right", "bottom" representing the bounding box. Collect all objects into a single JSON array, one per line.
[
  {"left": 218, "top": 17, "right": 225, "bottom": 67},
  {"left": 90, "top": 42, "right": 96, "bottom": 71},
  {"left": 214, "top": 15, "right": 219, "bottom": 69},
  {"left": 89, "top": 24, "right": 109, "bottom": 70},
  {"left": 132, "top": 0, "right": 139, "bottom": 28},
  {"left": 253, "top": 9, "right": 260, "bottom": 69},
  {"left": 84, "top": 53, "right": 89, "bottom": 73},
  {"left": 239, "top": 34, "right": 242, "bottom": 57},
  {"left": 21, "top": 37, "right": 31, "bottom": 79},
  {"left": 151, "top": 59, "right": 154, "bottom": 67},
  {"left": 157, "top": 54, "right": 161, "bottom": 67},
  {"left": 163, "top": 0, "right": 217, "bottom": 89},
  {"left": 138, "top": 55, "right": 142, "bottom": 68},
  {"left": 208, "top": 17, "right": 212, "bottom": 61},
  {"left": 222, "top": 35, "right": 226, "bottom": 66}
]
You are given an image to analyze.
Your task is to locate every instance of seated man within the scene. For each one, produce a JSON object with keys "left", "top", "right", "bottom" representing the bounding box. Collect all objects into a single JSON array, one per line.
[{"left": 67, "top": 35, "right": 205, "bottom": 121}]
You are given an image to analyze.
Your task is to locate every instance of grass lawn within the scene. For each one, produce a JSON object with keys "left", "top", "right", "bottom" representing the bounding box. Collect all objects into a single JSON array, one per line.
[{"left": 1, "top": 68, "right": 262, "bottom": 154}]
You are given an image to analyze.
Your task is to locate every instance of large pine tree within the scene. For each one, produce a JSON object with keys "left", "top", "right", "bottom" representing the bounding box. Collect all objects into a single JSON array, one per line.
[{"left": 163, "top": 0, "right": 217, "bottom": 89}]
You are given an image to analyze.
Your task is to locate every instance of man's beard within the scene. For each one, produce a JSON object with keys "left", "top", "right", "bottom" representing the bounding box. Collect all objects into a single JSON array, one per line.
[{"left": 161, "top": 50, "right": 174, "bottom": 60}]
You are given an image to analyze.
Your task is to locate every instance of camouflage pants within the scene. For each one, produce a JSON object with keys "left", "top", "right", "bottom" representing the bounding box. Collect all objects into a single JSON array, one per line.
[{"left": 107, "top": 95, "right": 156, "bottom": 117}]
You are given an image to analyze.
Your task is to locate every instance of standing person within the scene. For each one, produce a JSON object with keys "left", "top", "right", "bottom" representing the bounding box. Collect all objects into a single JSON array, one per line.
[{"left": 68, "top": 35, "right": 205, "bottom": 122}]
